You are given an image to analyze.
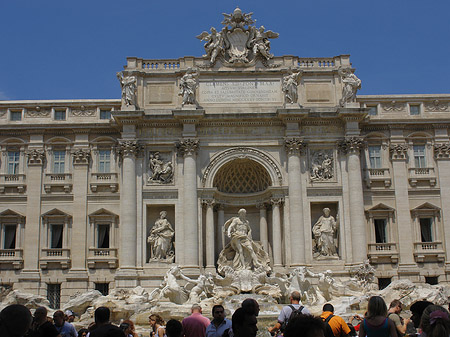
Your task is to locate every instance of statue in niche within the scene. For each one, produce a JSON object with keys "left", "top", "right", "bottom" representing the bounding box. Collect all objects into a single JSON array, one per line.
[
  {"left": 248, "top": 25, "right": 279, "bottom": 60},
  {"left": 312, "top": 208, "right": 338, "bottom": 258},
  {"left": 147, "top": 211, "right": 175, "bottom": 262},
  {"left": 217, "top": 209, "right": 271, "bottom": 275},
  {"left": 178, "top": 68, "right": 198, "bottom": 106},
  {"left": 196, "top": 27, "right": 224, "bottom": 65},
  {"left": 148, "top": 152, "right": 173, "bottom": 184},
  {"left": 310, "top": 150, "right": 334, "bottom": 181},
  {"left": 339, "top": 68, "right": 361, "bottom": 107},
  {"left": 282, "top": 70, "right": 301, "bottom": 104},
  {"left": 116, "top": 72, "right": 137, "bottom": 107}
]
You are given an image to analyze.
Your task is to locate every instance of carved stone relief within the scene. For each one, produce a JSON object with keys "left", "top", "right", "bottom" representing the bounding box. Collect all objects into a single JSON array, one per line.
[
  {"left": 381, "top": 101, "right": 406, "bottom": 112},
  {"left": 389, "top": 143, "right": 408, "bottom": 160},
  {"left": 434, "top": 143, "right": 450, "bottom": 159},
  {"left": 425, "top": 100, "right": 449, "bottom": 112},
  {"left": 148, "top": 151, "right": 174, "bottom": 184},
  {"left": 26, "top": 107, "right": 51, "bottom": 117},
  {"left": 70, "top": 106, "right": 96, "bottom": 117},
  {"left": 309, "top": 149, "right": 334, "bottom": 181}
]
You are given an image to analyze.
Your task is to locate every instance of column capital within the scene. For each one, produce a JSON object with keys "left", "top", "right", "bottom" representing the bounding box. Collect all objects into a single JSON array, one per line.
[
  {"left": 389, "top": 143, "right": 408, "bottom": 161},
  {"left": 202, "top": 199, "right": 215, "bottom": 208},
  {"left": 284, "top": 137, "right": 306, "bottom": 155},
  {"left": 271, "top": 198, "right": 284, "bottom": 206},
  {"left": 26, "top": 149, "right": 46, "bottom": 166},
  {"left": 256, "top": 202, "right": 268, "bottom": 210},
  {"left": 176, "top": 138, "right": 199, "bottom": 156},
  {"left": 434, "top": 143, "right": 450, "bottom": 160},
  {"left": 115, "top": 140, "right": 143, "bottom": 158},
  {"left": 338, "top": 136, "right": 364, "bottom": 154},
  {"left": 71, "top": 148, "right": 91, "bottom": 165}
]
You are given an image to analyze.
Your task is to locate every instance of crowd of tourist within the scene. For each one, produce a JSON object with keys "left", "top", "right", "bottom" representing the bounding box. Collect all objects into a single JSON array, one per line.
[{"left": 0, "top": 290, "right": 449, "bottom": 337}]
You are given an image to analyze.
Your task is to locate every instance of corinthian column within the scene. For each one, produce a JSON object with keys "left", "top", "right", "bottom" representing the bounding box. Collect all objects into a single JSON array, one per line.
[
  {"left": 271, "top": 198, "right": 283, "bottom": 267},
  {"left": 177, "top": 139, "right": 199, "bottom": 267},
  {"left": 339, "top": 137, "right": 366, "bottom": 263},
  {"left": 257, "top": 203, "right": 269, "bottom": 253},
  {"left": 202, "top": 199, "right": 215, "bottom": 269},
  {"left": 284, "top": 138, "right": 306, "bottom": 265}
]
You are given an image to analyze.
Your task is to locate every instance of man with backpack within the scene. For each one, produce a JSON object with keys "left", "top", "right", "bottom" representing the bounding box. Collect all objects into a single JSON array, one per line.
[
  {"left": 268, "top": 291, "right": 311, "bottom": 335},
  {"left": 320, "top": 303, "right": 351, "bottom": 337}
]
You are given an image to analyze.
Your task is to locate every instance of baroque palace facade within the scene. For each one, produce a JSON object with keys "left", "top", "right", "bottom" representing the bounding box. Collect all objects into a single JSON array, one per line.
[{"left": 1, "top": 8, "right": 450, "bottom": 307}]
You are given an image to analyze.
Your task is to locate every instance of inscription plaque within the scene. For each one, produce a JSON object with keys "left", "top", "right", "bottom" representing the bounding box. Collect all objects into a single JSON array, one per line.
[{"left": 199, "top": 80, "right": 281, "bottom": 103}]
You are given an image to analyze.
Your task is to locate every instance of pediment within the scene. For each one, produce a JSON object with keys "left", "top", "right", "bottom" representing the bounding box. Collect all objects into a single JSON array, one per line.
[
  {"left": 412, "top": 202, "right": 440, "bottom": 212},
  {"left": 0, "top": 209, "right": 26, "bottom": 221},
  {"left": 88, "top": 208, "right": 118, "bottom": 219},
  {"left": 41, "top": 208, "right": 72, "bottom": 218},
  {"left": 366, "top": 203, "right": 395, "bottom": 213}
]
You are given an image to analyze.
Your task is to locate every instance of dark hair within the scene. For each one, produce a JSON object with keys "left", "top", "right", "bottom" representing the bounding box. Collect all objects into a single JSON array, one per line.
[
  {"left": 366, "top": 296, "right": 387, "bottom": 319},
  {"left": 389, "top": 299, "right": 402, "bottom": 309},
  {"left": 53, "top": 310, "right": 64, "bottom": 318},
  {"left": 212, "top": 305, "right": 225, "bottom": 316},
  {"left": 290, "top": 291, "right": 301, "bottom": 302},
  {"left": 420, "top": 305, "right": 450, "bottom": 337},
  {"left": 94, "top": 307, "right": 110, "bottom": 324},
  {"left": 166, "top": 319, "right": 183, "bottom": 337},
  {"left": 284, "top": 314, "right": 326, "bottom": 337},
  {"left": 241, "top": 299, "right": 259, "bottom": 316},
  {"left": 119, "top": 322, "right": 130, "bottom": 331},
  {"left": 78, "top": 328, "right": 89, "bottom": 337},
  {"left": 323, "top": 304, "right": 334, "bottom": 312},
  {"left": 232, "top": 308, "right": 247, "bottom": 331},
  {"left": 0, "top": 304, "right": 32, "bottom": 337},
  {"left": 149, "top": 314, "right": 165, "bottom": 326}
]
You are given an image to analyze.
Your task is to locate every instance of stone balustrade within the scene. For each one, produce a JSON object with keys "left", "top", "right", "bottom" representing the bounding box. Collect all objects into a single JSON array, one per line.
[
  {"left": 413, "top": 241, "right": 445, "bottom": 262},
  {"left": 408, "top": 167, "right": 436, "bottom": 187},
  {"left": 87, "top": 248, "right": 118, "bottom": 269},
  {"left": 40, "top": 248, "right": 71, "bottom": 269},
  {"left": 0, "top": 174, "right": 26, "bottom": 193},
  {"left": 367, "top": 243, "right": 399, "bottom": 264}
]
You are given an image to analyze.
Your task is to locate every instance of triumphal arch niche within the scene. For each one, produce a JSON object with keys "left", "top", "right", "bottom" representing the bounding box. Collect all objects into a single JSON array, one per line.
[{"left": 113, "top": 6, "right": 366, "bottom": 288}]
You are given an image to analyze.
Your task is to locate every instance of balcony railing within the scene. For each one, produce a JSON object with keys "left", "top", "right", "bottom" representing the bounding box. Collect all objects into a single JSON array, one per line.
[
  {"left": 0, "top": 249, "right": 23, "bottom": 269},
  {"left": 87, "top": 248, "right": 118, "bottom": 268},
  {"left": 40, "top": 248, "right": 71, "bottom": 269},
  {"left": 408, "top": 167, "right": 436, "bottom": 187},
  {"left": 90, "top": 173, "right": 118, "bottom": 192},
  {"left": 368, "top": 243, "right": 399, "bottom": 263},
  {"left": 0, "top": 174, "right": 26, "bottom": 193},
  {"left": 365, "top": 168, "right": 391, "bottom": 188},
  {"left": 413, "top": 241, "right": 445, "bottom": 262},
  {"left": 44, "top": 173, "right": 72, "bottom": 193}
]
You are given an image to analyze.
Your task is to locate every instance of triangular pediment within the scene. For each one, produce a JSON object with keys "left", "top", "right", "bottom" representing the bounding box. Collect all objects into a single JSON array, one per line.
[
  {"left": 367, "top": 203, "right": 394, "bottom": 212},
  {"left": 41, "top": 208, "right": 71, "bottom": 218},
  {"left": 412, "top": 202, "right": 440, "bottom": 211},
  {"left": 88, "top": 208, "right": 118, "bottom": 218},
  {"left": 0, "top": 209, "right": 26, "bottom": 222}
]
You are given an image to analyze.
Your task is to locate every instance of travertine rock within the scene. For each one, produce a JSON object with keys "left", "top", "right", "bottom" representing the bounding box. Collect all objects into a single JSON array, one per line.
[{"left": 62, "top": 290, "right": 102, "bottom": 315}]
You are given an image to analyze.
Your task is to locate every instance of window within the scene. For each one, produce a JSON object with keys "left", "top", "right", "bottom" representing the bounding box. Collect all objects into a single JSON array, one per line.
[
  {"left": 374, "top": 219, "right": 387, "bottom": 243},
  {"left": 100, "top": 109, "right": 111, "bottom": 120},
  {"left": 420, "top": 218, "right": 433, "bottom": 242},
  {"left": 97, "top": 224, "right": 110, "bottom": 248},
  {"left": 47, "top": 284, "right": 61, "bottom": 309},
  {"left": 413, "top": 145, "right": 426, "bottom": 168},
  {"left": 378, "top": 278, "right": 391, "bottom": 290},
  {"left": 368, "top": 146, "right": 382, "bottom": 169},
  {"left": 50, "top": 224, "right": 63, "bottom": 248},
  {"left": 54, "top": 110, "right": 66, "bottom": 121},
  {"left": 410, "top": 105, "right": 420, "bottom": 115},
  {"left": 10, "top": 111, "right": 22, "bottom": 121},
  {"left": 368, "top": 106, "right": 377, "bottom": 116},
  {"left": 95, "top": 282, "right": 109, "bottom": 296},
  {"left": 98, "top": 150, "right": 111, "bottom": 173},
  {"left": 3, "top": 225, "right": 16, "bottom": 249},
  {"left": 53, "top": 150, "right": 65, "bottom": 173},
  {"left": 425, "top": 276, "right": 438, "bottom": 285},
  {"left": 7, "top": 151, "right": 20, "bottom": 175}
]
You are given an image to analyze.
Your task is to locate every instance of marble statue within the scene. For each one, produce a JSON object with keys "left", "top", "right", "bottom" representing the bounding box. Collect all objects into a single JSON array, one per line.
[
  {"left": 350, "top": 259, "right": 377, "bottom": 290},
  {"left": 248, "top": 25, "right": 279, "bottom": 60},
  {"left": 116, "top": 72, "right": 137, "bottom": 107},
  {"left": 288, "top": 267, "right": 318, "bottom": 304},
  {"left": 221, "top": 7, "right": 255, "bottom": 30},
  {"left": 312, "top": 208, "right": 338, "bottom": 257},
  {"left": 217, "top": 209, "right": 270, "bottom": 275},
  {"left": 310, "top": 150, "right": 334, "bottom": 181},
  {"left": 148, "top": 152, "right": 173, "bottom": 184},
  {"left": 147, "top": 211, "right": 175, "bottom": 262},
  {"left": 179, "top": 273, "right": 215, "bottom": 304},
  {"left": 196, "top": 27, "right": 224, "bottom": 65},
  {"left": 282, "top": 70, "right": 301, "bottom": 104},
  {"left": 150, "top": 266, "right": 188, "bottom": 304},
  {"left": 339, "top": 68, "right": 361, "bottom": 106},
  {"left": 178, "top": 68, "right": 198, "bottom": 106}
]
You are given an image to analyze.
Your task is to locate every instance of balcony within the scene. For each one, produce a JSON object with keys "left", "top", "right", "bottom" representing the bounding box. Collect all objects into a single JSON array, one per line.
[
  {"left": 0, "top": 249, "right": 23, "bottom": 269},
  {"left": 408, "top": 167, "right": 437, "bottom": 187},
  {"left": 89, "top": 173, "right": 118, "bottom": 193},
  {"left": 364, "top": 168, "right": 391, "bottom": 188},
  {"left": 368, "top": 243, "right": 399, "bottom": 264},
  {"left": 44, "top": 173, "right": 72, "bottom": 193},
  {"left": 413, "top": 241, "right": 445, "bottom": 263},
  {"left": 0, "top": 174, "right": 26, "bottom": 193},
  {"left": 87, "top": 248, "right": 118, "bottom": 269},
  {"left": 40, "top": 248, "right": 71, "bottom": 269}
]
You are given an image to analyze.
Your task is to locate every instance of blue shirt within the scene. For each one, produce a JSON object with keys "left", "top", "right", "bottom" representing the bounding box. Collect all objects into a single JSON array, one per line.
[
  {"left": 54, "top": 321, "right": 77, "bottom": 337},
  {"left": 206, "top": 318, "right": 232, "bottom": 337}
]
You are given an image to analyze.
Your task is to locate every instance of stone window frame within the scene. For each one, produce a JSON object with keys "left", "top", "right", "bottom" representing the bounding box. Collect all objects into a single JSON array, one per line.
[
  {"left": 53, "top": 107, "right": 68, "bottom": 121},
  {"left": 90, "top": 137, "right": 117, "bottom": 174},
  {"left": 0, "top": 209, "right": 25, "bottom": 250},
  {"left": 8, "top": 109, "right": 23, "bottom": 121},
  {"left": 45, "top": 138, "right": 73, "bottom": 175},
  {"left": 363, "top": 133, "right": 389, "bottom": 170},
  {"left": 405, "top": 132, "right": 434, "bottom": 169},
  {"left": 0, "top": 139, "right": 26, "bottom": 176},
  {"left": 99, "top": 107, "right": 114, "bottom": 120},
  {"left": 88, "top": 208, "right": 118, "bottom": 250},
  {"left": 41, "top": 209, "right": 72, "bottom": 250},
  {"left": 408, "top": 102, "right": 422, "bottom": 116},
  {"left": 411, "top": 203, "right": 441, "bottom": 244},
  {"left": 365, "top": 203, "right": 395, "bottom": 245}
]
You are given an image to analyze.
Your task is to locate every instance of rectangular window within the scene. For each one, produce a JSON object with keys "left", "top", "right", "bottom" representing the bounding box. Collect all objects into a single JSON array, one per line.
[
  {"left": 413, "top": 145, "right": 426, "bottom": 168},
  {"left": 374, "top": 219, "right": 387, "bottom": 243},
  {"left": 3, "top": 225, "right": 16, "bottom": 249},
  {"left": 98, "top": 150, "right": 111, "bottom": 173},
  {"left": 420, "top": 218, "right": 433, "bottom": 242},
  {"left": 378, "top": 278, "right": 391, "bottom": 290},
  {"left": 50, "top": 224, "right": 63, "bottom": 248},
  {"left": 425, "top": 277, "right": 438, "bottom": 285},
  {"left": 97, "top": 224, "right": 110, "bottom": 248},
  {"left": 7, "top": 151, "right": 20, "bottom": 174},
  {"left": 410, "top": 105, "right": 420, "bottom": 115},
  {"left": 54, "top": 110, "right": 66, "bottom": 121},
  {"left": 100, "top": 110, "right": 111, "bottom": 120},
  {"left": 368, "top": 106, "right": 377, "bottom": 116},
  {"left": 47, "top": 284, "right": 61, "bottom": 309},
  {"left": 10, "top": 111, "right": 22, "bottom": 121},
  {"left": 368, "top": 146, "right": 382, "bottom": 169},
  {"left": 53, "top": 150, "right": 65, "bottom": 173},
  {"left": 95, "top": 282, "right": 109, "bottom": 296}
]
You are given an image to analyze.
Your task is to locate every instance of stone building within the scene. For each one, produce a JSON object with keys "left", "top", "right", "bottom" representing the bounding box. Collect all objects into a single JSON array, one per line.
[{"left": 1, "top": 8, "right": 450, "bottom": 307}]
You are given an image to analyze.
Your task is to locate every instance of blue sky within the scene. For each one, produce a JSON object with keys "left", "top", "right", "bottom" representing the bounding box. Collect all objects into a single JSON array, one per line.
[{"left": 1, "top": 0, "right": 449, "bottom": 100}]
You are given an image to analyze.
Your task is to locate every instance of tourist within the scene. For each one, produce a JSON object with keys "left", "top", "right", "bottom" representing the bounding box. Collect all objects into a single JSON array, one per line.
[
  {"left": 410, "top": 301, "right": 433, "bottom": 329},
  {"left": 389, "top": 300, "right": 410, "bottom": 337},
  {"left": 0, "top": 304, "right": 32, "bottom": 337},
  {"left": 88, "top": 307, "right": 124, "bottom": 337},
  {"left": 149, "top": 314, "right": 166, "bottom": 337},
  {"left": 320, "top": 303, "right": 351, "bottom": 337},
  {"left": 268, "top": 290, "right": 311, "bottom": 335},
  {"left": 206, "top": 305, "right": 232, "bottom": 337},
  {"left": 120, "top": 319, "right": 137, "bottom": 337},
  {"left": 77, "top": 328, "right": 88, "bottom": 337},
  {"left": 358, "top": 296, "right": 397, "bottom": 337},
  {"left": 420, "top": 305, "right": 450, "bottom": 337},
  {"left": 182, "top": 304, "right": 210, "bottom": 337},
  {"left": 284, "top": 314, "right": 328, "bottom": 337},
  {"left": 28, "top": 306, "right": 60, "bottom": 337},
  {"left": 53, "top": 310, "right": 77, "bottom": 337},
  {"left": 242, "top": 298, "right": 260, "bottom": 317},
  {"left": 65, "top": 310, "right": 76, "bottom": 323},
  {"left": 166, "top": 319, "right": 183, "bottom": 337},
  {"left": 231, "top": 307, "right": 258, "bottom": 337}
]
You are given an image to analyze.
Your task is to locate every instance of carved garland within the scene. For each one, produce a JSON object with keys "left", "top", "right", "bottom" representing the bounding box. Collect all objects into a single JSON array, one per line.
[
  {"left": 434, "top": 143, "right": 450, "bottom": 159},
  {"left": 425, "top": 100, "right": 449, "bottom": 112},
  {"left": 72, "top": 148, "right": 91, "bottom": 165},
  {"left": 389, "top": 143, "right": 409, "bottom": 160},
  {"left": 26, "top": 149, "right": 46, "bottom": 165}
]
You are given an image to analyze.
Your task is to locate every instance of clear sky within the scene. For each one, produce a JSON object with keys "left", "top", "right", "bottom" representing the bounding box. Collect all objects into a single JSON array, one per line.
[{"left": 1, "top": 0, "right": 449, "bottom": 100}]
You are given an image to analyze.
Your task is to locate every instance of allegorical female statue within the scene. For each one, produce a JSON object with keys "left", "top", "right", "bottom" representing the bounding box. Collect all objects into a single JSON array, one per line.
[
  {"left": 312, "top": 208, "right": 338, "bottom": 257},
  {"left": 147, "top": 211, "right": 175, "bottom": 262},
  {"left": 217, "top": 209, "right": 270, "bottom": 275}
]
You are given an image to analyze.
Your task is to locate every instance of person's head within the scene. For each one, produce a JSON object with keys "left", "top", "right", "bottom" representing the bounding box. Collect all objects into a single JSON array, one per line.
[
  {"left": 0, "top": 304, "right": 32, "bottom": 337},
  {"left": 284, "top": 314, "right": 326, "bottom": 337},
  {"left": 290, "top": 291, "right": 301, "bottom": 304},
  {"left": 34, "top": 306, "right": 48, "bottom": 324},
  {"left": 166, "top": 319, "right": 183, "bottom": 337},
  {"left": 366, "top": 296, "right": 387, "bottom": 318},
  {"left": 122, "top": 319, "right": 135, "bottom": 332},
  {"left": 420, "top": 305, "right": 450, "bottom": 337},
  {"left": 77, "top": 328, "right": 88, "bottom": 337},
  {"left": 242, "top": 299, "right": 260, "bottom": 317},
  {"left": 149, "top": 314, "right": 165, "bottom": 328},
  {"left": 53, "top": 310, "right": 65, "bottom": 327},
  {"left": 389, "top": 299, "right": 403, "bottom": 314},
  {"left": 94, "top": 307, "right": 110, "bottom": 325},
  {"left": 119, "top": 322, "right": 131, "bottom": 334},
  {"left": 323, "top": 304, "right": 334, "bottom": 313},
  {"left": 191, "top": 304, "right": 202, "bottom": 314},
  {"left": 65, "top": 310, "right": 75, "bottom": 323},
  {"left": 212, "top": 305, "right": 226, "bottom": 322},
  {"left": 232, "top": 308, "right": 258, "bottom": 337},
  {"left": 411, "top": 301, "right": 433, "bottom": 328}
]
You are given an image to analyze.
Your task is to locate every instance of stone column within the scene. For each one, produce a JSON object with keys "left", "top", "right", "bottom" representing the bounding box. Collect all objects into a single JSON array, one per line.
[
  {"left": 257, "top": 203, "right": 269, "bottom": 253},
  {"left": 271, "top": 198, "right": 283, "bottom": 267},
  {"left": 339, "top": 137, "right": 367, "bottom": 263},
  {"left": 217, "top": 205, "right": 225, "bottom": 250},
  {"left": 177, "top": 139, "right": 199, "bottom": 267},
  {"left": 203, "top": 199, "right": 215, "bottom": 269},
  {"left": 284, "top": 138, "right": 306, "bottom": 265}
]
